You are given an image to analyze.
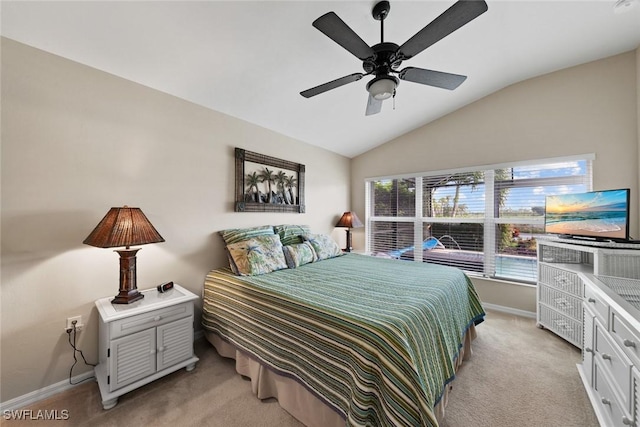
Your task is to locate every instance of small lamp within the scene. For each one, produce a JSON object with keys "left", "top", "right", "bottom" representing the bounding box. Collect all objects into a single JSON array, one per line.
[
  {"left": 335, "top": 212, "right": 364, "bottom": 252},
  {"left": 83, "top": 206, "right": 165, "bottom": 304}
]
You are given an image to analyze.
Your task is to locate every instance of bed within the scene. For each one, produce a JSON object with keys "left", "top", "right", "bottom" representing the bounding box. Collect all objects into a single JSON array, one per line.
[{"left": 202, "top": 249, "right": 485, "bottom": 427}]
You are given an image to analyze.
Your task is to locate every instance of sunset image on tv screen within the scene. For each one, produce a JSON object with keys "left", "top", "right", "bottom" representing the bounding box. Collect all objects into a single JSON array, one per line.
[{"left": 545, "top": 190, "right": 628, "bottom": 239}]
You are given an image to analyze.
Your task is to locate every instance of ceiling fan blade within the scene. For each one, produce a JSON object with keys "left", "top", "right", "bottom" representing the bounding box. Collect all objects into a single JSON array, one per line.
[
  {"left": 313, "top": 12, "right": 375, "bottom": 61},
  {"left": 365, "top": 94, "right": 383, "bottom": 116},
  {"left": 300, "top": 73, "right": 365, "bottom": 98},
  {"left": 397, "top": 0, "right": 488, "bottom": 60},
  {"left": 399, "top": 67, "right": 467, "bottom": 90}
]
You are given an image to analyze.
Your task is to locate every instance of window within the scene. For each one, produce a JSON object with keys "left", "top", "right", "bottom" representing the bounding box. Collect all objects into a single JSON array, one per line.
[{"left": 365, "top": 156, "right": 593, "bottom": 283}]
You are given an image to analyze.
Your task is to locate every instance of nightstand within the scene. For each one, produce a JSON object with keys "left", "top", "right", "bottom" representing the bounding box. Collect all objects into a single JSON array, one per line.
[{"left": 94, "top": 284, "right": 199, "bottom": 409}]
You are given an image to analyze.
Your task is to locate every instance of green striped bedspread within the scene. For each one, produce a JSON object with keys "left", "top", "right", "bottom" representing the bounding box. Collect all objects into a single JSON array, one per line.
[{"left": 202, "top": 253, "right": 485, "bottom": 427}]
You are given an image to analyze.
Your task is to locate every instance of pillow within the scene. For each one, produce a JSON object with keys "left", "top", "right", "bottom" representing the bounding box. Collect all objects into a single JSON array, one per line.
[
  {"left": 226, "top": 234, "right": 288, "bottom": 276},
  {"left": 301, "top": 233, "right": 342, "bottom": 261},
  {"left": 283, "top": 242, "right": 317, "bottom": 268},
  {"left": 220, "top": 225, "right": 274, "bottom": 245},
  {"left": 273, "top": 224, "right": 311, "bottom": 246}
]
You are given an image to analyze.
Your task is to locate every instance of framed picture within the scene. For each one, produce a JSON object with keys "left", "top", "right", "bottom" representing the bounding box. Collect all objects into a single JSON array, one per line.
[{"left": 235, "top": 148, "right": 305, "bottom": 213}]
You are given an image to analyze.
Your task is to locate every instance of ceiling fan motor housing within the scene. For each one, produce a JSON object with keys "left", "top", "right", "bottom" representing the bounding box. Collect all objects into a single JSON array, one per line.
[{"left": 363, "top": 42, "right": 403, "bottom": 75}]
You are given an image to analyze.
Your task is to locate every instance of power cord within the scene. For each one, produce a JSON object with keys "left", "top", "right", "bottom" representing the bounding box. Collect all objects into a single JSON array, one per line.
[{"left": 66, "top": 320, "right": 97, "bottom": 385}]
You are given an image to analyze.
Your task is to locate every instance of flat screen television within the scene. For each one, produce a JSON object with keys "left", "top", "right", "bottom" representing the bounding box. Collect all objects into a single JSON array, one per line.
[{"left": 544, "top": 188, "right": 630, "bottom": 242}]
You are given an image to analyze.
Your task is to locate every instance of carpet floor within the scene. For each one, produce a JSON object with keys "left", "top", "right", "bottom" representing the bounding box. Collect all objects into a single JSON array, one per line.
[{"left": 3, "top": 309, "right": 599, "bottom": 427}]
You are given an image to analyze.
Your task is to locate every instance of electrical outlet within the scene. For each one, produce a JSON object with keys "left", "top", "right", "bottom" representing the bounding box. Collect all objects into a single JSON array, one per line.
[{"left": 66, "top": 316, "right": 83, "bottom": 332}]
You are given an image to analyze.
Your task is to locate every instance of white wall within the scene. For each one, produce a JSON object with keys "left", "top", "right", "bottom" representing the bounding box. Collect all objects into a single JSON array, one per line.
[
  {"left": 351, "top": 50, "right": 639, "bottom": 313},
  {"left": 0, "top": 38, "right": 350, "bottom": 402}
]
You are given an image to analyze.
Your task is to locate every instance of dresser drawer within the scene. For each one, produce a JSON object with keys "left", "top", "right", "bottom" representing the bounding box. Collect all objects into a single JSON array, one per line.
[
  {"left": 585, "top": 284, "right": 609, "bottom": 328},
  {"left": 538, "top": 304, "right": 582, "bottom": 347},
  {"left": 595, "top": 319, "right": 633, "bottom": 412},
  {"left": 611, "top": 307, "right": 640, "bottom": 368},
  {"left": 539, "top": 285, "right": 582, "bottom": 321},
  {"left": 593, "top": 360, "right": 634, "bottom": 427},
  {"left": 110, "top": 302, "right": 193, "bottom": 339},
  {"left": 539, "top": 264, "right": 584, "bottom": 296}
]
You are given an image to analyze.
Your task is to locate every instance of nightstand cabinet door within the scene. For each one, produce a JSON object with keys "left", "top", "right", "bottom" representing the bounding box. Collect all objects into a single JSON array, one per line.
[
  {"left": 157, "top": 316, "right": 194, "bottom": 371},
  {"left": 109, "top": 328, "right": 156, "bottom": 391}
]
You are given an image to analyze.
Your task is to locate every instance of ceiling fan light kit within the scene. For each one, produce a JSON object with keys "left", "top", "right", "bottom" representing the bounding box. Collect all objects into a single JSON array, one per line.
[
  {"left": 300, "top": 0, "right": 488, "bottom": 115},
  {"left": 367, "top": 75, "right": 398, "bottom": 100}
]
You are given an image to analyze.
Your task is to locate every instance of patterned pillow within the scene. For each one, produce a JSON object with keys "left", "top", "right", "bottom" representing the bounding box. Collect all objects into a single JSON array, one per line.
[
  {"left": 302, "top": 233, "right": 342, "bottom": 261},
  {"left": 273, "top": 224, "right": 311, "bottom": 246},
  {"left": 283, "top": 242, "right": 317, "bottom": 268},
  {"left": 226, "top": 234, "right": 288, "bottom": 276},
  {"left": 219, "top": 225, "right": 274, "bottom": 245}
]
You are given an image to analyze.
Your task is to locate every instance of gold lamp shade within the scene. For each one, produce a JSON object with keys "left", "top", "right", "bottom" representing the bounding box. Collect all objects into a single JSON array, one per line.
[{"left": 84, "top": 206, "right": 164, "bottom": 304}]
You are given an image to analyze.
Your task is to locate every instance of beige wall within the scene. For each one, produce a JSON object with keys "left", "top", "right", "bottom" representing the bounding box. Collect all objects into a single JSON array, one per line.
[
  {"left": 0, "top": 38, "right": 350, "bottom": 402},
  {"left": 352, "top": 50, "right": 639, "bottom": 313}
]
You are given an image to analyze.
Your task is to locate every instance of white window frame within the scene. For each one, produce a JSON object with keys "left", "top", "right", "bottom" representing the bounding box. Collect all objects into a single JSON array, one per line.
[{"left": 365, "top": 154, "right": 594, "bottom": 283}]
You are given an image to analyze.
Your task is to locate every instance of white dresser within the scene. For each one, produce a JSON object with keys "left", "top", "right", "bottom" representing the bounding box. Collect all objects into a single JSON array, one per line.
[
  {"left": 535, "top": 236, "right": 640, "bottom": 426},
  {"left": 94, "top": 284, "right": 199, "bottom": 409},
  {"left": 536, "top": 237, "right": 640, "bottom": 348},
  {"left": 579, "top": 275, "right": 640, "bottom": 427}
]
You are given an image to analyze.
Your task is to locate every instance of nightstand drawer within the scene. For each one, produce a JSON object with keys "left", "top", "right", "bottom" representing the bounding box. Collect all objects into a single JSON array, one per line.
[{"left": 110, "top": 302, "right": 193, "bottom": 339}]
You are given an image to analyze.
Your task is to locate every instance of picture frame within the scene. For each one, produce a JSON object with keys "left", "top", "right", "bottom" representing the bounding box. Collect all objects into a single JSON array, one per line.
[{"left": 235, "top": 148, "right": 305, "bottom": 213}]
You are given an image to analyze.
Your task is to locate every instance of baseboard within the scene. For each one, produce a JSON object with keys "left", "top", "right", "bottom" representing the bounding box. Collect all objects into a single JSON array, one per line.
[
  {"left": 1, "top": 332, "right": 206, "bottom": 412},
  {"left": 0, "top": 371, "right": 95, "bottom": 412},
  {"left": 482, "top": 302, "right": 536, "bottom": 319}
]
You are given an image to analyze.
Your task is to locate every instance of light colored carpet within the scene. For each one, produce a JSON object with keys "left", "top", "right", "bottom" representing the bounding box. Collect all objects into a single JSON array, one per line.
[{"left": 3, "top": 310, "right": 598, "bottom": 427}]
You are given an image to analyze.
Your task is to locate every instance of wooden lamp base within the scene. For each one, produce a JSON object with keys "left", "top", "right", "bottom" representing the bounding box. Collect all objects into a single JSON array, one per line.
[{"left": 111, "top": 249, "right": 144, "bottom": 304}]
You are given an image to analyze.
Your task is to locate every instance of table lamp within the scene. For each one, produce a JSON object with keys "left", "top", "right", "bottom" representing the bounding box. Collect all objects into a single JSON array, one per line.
[
  {"left": 83, "top": 206, "right": 165, "bottom": 304},
  {"left": 335, "top": 211, "right": 363, "bottom": 252}
]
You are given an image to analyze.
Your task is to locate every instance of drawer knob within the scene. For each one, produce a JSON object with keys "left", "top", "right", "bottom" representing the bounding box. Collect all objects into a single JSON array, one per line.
[
  {"left": 602, "top": 353, "right": 612, "bottom": 361},
  {"left": 154, "top": 316, "right": 162, "bottom": 322},
  {"left": 587, "top": 298, "right": 596, "bottom": 303},
  {"left": 622, "top": 416, "right": 634, "bottom": 426},
  {"left": 158, "top": 346, "right": 165, "bottom": 353},
  {"left": 601, "top": 397, "right": 611, "bottom": 405},
  {"left": 584, "top": 347, "right": 593, "bottom": 353},
  {"left": 623, "top": 339, "right": 636, "bottom": 348}
]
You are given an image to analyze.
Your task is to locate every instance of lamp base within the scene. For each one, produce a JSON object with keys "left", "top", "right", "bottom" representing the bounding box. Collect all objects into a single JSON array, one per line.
[
  {"left": 344, "top": 229, "right": 353, "bottom": 252},
  {"left": 111, "top": 248, "right": 144, "bottom": 304},
  {"left": 112, "top": 289, "right": 144, "bottom": 304}
]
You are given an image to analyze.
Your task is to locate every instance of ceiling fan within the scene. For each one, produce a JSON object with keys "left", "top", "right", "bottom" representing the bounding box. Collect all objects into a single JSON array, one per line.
[{"left": 300, "top": 0, "right": 488, "bottom": 116}]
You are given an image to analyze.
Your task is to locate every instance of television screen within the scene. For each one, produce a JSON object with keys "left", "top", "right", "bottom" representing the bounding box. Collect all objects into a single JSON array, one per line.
[{"left": 545, "top": 188, "right": 630, "bottom": 241}]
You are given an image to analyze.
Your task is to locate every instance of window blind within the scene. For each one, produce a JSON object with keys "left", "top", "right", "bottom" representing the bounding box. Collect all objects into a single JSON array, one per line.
[{"left": 366, "top": 157, "right": 593, "bottom": 283}]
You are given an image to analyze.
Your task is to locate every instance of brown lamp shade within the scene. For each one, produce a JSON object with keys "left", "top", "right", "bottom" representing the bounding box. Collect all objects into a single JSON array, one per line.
[
  {"left": 335, "top": 212, "right": 363, "bottom": 229},
  {"left": 84, "top": 206, "right": 164, "bottom": 304},
  {"left": 335, "top": 212, "right": 363, "bottom": 253},
  {"left": 83, "top": 207, "right": 165, "bottom": 249}
]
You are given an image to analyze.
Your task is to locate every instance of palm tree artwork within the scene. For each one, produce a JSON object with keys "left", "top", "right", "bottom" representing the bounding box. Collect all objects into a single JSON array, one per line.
[
  {"left": 274, "top": 171, "right": 288, "bottom": 204},
  {"left": 245, "top": 171, "right": 262, "bottom": 203},
  {"left": 245, "top": 163, "right": 299, "bottom": 205},
  {"left": 258, "top": 167, "right": 276, "bottom": 203},
  {"left": 284, "top": 175, "right": 297, "bottom": 205}
]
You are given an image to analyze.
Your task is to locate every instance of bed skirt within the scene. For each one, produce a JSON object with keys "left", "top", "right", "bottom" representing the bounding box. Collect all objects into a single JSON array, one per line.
[{"left": 204, "top": 325, "right": 477, "bottom": 427}]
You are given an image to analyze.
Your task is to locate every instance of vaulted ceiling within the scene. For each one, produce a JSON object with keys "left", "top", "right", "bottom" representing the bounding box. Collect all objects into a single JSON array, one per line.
[{"left": 2, "top": 1, "right": 640, "bottom": 157}]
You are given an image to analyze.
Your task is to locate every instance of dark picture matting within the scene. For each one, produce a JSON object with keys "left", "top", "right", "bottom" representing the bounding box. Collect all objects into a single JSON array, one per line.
[{"left": 235, "top": 148, "right": 305, "bottom": 213}]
